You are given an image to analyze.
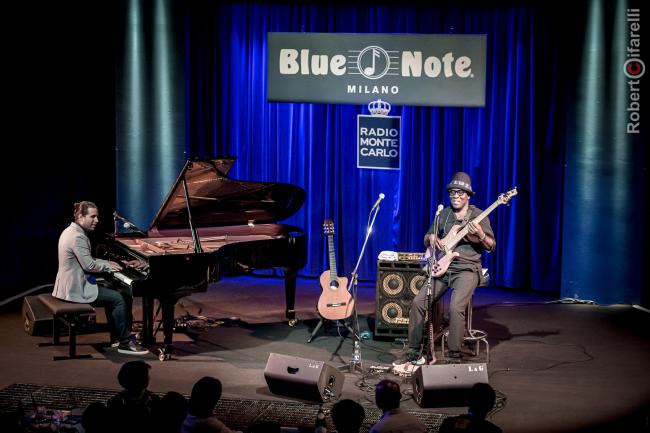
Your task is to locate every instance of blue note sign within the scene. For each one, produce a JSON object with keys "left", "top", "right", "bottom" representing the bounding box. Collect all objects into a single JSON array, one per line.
[{"left": 357, "top": 115, "right": 401, "bottom": 170}]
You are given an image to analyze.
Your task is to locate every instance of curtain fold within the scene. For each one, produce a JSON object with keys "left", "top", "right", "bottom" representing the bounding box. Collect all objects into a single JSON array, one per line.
[{"left": 179, "top": 2, "right": 565, "bottom": 291}]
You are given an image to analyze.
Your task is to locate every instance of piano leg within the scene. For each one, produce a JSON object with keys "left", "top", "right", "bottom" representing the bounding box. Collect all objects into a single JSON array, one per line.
[
  {"left": 161, "top": 298, "right": 175, "bottom": 346},
  {"left": 284, "top": 266, "right": 298, "bottom": 326},
  {"left": 140, "top": 296, "right": 155, "bottom": 346}
]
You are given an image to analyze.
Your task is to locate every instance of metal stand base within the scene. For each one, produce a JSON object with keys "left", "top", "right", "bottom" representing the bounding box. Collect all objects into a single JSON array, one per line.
[
  {"left": 307, "top": 318, "right": 356, "bottom": 343},
  {"left": 334, "top": 316, "right": 365, "bottom": 374},
  {"left": 337, "top": 360, "right": 365, "bottom": 373}
]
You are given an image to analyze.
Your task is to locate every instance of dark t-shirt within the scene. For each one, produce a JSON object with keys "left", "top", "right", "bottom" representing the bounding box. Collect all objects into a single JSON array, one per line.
[
  {"left": 107, "top": 389, "right": 161, "bottom": 433},
  {"left": 425, "top": 205, "right": 494, "bottom": 272}
]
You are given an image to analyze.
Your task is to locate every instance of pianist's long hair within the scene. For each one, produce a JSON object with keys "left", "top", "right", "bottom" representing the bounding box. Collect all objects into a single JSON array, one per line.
[{"left": 74, "top": 201, "right": 98, "bottom": 221}]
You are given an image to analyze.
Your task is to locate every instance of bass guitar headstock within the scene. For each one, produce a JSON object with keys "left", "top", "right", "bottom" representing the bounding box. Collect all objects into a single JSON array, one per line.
[{"left": 498, "top": 187, "right": 518, "bottom": 205}]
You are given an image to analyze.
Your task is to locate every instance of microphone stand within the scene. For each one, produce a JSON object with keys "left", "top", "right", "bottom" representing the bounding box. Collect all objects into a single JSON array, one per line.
[
  {"left": 424, "top": 205, "right": 444, "bottom": 364},
  {"left": 338, "top": 202, "right": 381, "bottom": 374},
  {"left": 113, "top": 212, "right": 120, "bottom": 234}
]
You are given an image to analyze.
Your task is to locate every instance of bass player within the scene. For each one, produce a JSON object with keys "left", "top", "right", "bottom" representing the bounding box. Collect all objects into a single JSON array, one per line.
[{"left": 394, "top": 172, "right": 495, "bottom": 366}]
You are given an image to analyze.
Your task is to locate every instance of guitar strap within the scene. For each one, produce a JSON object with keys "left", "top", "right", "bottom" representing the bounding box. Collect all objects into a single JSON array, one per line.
[
  {"left": 462, "top": 205, "right": 474, "bottom": 226},
  {"left": 440, "top": 210, "right": 451, "bottom": 237},
  {"left": 441, "top": 206, "right": 472, "bottom": 237}
]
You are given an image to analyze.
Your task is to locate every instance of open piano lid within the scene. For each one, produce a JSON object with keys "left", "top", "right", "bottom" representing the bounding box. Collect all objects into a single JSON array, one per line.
[{"left": 149, "top": 159, "right": 306, "bottom": 231}]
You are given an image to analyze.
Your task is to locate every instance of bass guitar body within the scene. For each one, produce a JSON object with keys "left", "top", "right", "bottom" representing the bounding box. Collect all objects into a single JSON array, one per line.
[
  {"left": 428, "top": 250, "right": 458, "bottom": 278},
  {"left": 424, "top": 227, "right": 461, "bottom": 278}
]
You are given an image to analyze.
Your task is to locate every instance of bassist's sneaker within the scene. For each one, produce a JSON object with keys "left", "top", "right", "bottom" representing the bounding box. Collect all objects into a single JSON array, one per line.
[
  {"left": 392, "top": 349, "right": 426, "bottom": 367},
  {"left": 411, "top": 355, "right": 426, "bottom": 366},
  {"left": 392, "top": 349, "right": 426, "bottom": 377}
]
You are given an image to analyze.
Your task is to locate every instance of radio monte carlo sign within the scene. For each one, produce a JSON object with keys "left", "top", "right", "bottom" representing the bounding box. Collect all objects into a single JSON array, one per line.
[{"left": 267, "top": 32, "right": 486, "bottom": 106}]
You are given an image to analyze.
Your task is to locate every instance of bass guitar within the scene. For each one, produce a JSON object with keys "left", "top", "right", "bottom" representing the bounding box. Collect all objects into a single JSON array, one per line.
[
  {"left": 426, "top": 188, "right": 517, "bottom": 277},
  {"left": 317, "top": 220, "right": 354, "bottom": 320}
]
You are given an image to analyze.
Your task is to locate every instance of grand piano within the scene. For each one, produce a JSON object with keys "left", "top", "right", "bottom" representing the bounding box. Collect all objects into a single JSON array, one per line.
[{"left": 102, "top": 159, "right": 306, "bottom": 358}]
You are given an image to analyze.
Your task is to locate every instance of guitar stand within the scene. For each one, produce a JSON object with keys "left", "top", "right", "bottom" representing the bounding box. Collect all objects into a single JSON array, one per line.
[{"left": 307, "top": 317, "right": 357, "bottom": 343}]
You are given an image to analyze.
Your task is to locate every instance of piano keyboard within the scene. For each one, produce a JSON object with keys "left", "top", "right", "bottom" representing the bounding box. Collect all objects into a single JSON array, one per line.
[{"left": 112, "top": 271, "right": 134, "bottom": 286}]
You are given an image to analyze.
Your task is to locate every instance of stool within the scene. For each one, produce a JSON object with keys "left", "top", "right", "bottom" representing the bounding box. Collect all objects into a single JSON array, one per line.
[
  {"left": 37, "top": 294, "right": 96, "bottom": 360},
  {"left": 441, "top": 270, "right": 490, "bottom": 363}
]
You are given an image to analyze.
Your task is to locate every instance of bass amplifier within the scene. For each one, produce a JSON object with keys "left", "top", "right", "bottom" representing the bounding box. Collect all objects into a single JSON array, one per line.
[{"left": 375, "top": 255, "right": 427, "bottom": 338}]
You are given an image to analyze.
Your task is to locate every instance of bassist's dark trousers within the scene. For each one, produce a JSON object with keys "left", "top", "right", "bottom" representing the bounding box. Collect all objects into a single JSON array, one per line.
[{"left": 408, "top": 267, "right": 479, "bottom": 353}]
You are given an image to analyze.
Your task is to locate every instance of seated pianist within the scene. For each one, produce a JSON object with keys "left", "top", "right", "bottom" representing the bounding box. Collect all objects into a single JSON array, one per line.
[{"left": 52, "top": 201, "right": 149, "bottom": 355}]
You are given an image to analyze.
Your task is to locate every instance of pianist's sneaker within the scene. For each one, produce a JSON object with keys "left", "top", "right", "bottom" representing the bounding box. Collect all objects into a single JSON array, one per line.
[{"left": 117, "top": 340, "right": 149, "bottom": 356}]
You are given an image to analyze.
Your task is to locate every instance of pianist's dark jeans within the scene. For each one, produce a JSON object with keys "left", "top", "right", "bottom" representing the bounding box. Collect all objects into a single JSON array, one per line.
[{"left": 92, "top": 284, "right": 133, "bottom": 345}]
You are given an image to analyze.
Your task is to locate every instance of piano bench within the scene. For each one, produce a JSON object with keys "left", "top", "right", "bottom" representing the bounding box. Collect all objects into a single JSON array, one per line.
[{"left": 37, "top": 294, "right": 96, "bottom": 360}]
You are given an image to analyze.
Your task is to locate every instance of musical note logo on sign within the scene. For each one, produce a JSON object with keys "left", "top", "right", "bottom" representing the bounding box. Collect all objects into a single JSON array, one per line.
[{"left": 356, "top": 46, "right": 394, "bottom": 80}]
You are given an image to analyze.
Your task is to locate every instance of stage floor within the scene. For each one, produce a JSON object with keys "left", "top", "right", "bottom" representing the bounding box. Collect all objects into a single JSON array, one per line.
[{"left": 1, "top": 275, "right": 649, "bottom": 432}]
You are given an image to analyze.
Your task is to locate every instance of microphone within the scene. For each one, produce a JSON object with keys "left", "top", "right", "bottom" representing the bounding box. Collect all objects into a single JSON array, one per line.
[
  {"left": 123, "top": 222, "right": 147, "bottom": 236},
  {"left": 371, "top": 193, "right": 385, "bottom": 210},
  {"left": 123, "top": 222, "right": 138, "bottom": 230},
  {"left": 113, "top": 212, "right": 147, "bottom": 236},
  {"left": 435, "top": 204, "right": 444, "bottom": 216}
]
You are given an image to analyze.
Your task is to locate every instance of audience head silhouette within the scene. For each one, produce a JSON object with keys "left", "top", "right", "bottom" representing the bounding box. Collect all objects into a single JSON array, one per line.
[
  {"left": 439, "top": 383, "right": 502, "bottom": 433},
  {"left": 117, "top": 360, "right": 151, "bottom": 396},
  {"left": 157, "top": 390, "right": 188, "bottom": 432},
  {"left": 370, "top": 379, "right": 427, "bottom": 433},
  {"left": 375, "top": 379, "right": 402, "bottom": 412},
  {"left": 468, "top": 383, "right": 497, "bottom": 418},
  {"left": 188, "top": 376, "right": 223, "bottom": 417},
  {"left": 331, "top": 399, "right": 365, "bottom": 433},
  {"left": 107, "top": 360, "right": 160, "bottom": 433},
  {"left": 82, "top": 402, "right": 110, "bottom": 433}
]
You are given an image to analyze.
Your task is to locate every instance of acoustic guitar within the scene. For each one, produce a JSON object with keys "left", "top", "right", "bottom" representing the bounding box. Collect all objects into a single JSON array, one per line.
[{"left": 317, "top": 220, "right": 354, "bottom": 320}]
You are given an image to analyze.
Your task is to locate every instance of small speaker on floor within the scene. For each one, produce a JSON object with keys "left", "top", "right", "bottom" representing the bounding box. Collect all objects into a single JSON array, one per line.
[
  {"left": 22, "top": 295, "right": 53, "bottom": 336},
  {"left": 412, "top": 363, "right": 488, "bottom": 407},
  {"left": 264, "top": 353, "right": 344, "bottom": 403}
]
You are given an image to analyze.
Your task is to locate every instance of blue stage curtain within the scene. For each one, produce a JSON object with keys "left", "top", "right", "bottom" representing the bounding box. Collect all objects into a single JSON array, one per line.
[{"left": 181, "top": 3, "right": 567, "bottom": 292}]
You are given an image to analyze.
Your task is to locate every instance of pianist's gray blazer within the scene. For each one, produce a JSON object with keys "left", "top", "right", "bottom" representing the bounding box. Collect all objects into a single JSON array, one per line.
[{"left": 52, "top": 222, "right": 112, "bottom": 303}]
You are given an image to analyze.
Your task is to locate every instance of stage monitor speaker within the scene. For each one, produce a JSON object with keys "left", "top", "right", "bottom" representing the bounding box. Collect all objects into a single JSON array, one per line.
[
  {"left": 375, "top": 257, "right": 430, "bottom": 338},
  {"left": 22, "top": 295, "right": 53, "bottom": 336},
  {"left": 412, "top": 363, "right": 488, "bottom": 407},
  {"left": 264, "top": 353, "right": 344, "bottom": 403}
]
